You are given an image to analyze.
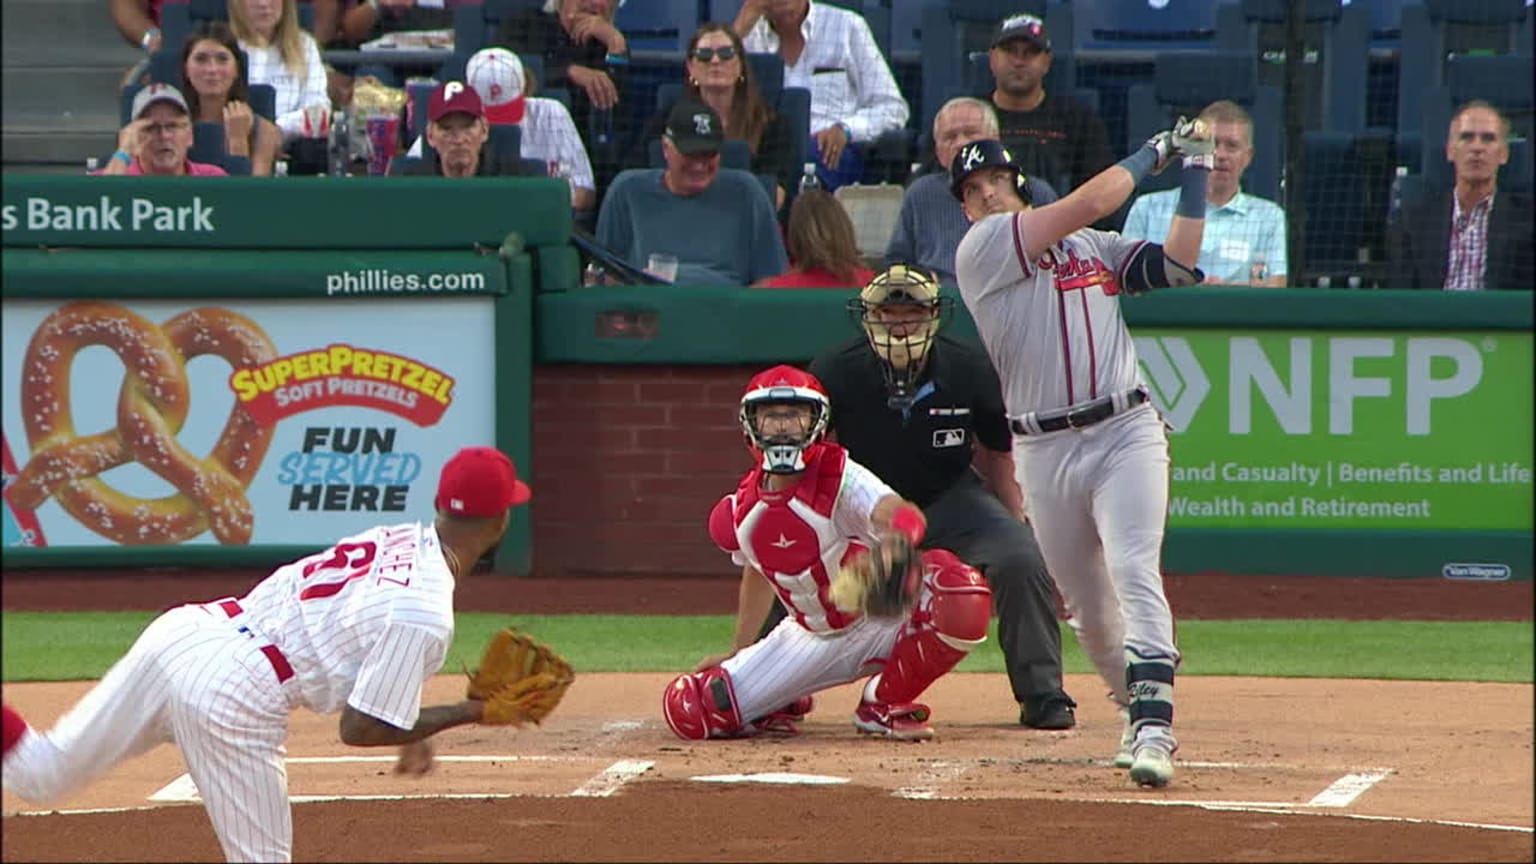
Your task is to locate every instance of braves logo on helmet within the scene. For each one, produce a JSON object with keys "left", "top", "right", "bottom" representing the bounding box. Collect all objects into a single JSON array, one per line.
[{"left": 949, "top": 140, "right": 1033, "bottom": 205}]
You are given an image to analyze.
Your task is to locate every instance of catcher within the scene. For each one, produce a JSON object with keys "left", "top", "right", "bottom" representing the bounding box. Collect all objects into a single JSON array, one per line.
[
  {"left": 663, "top": 366, "right": 992, "bottom": 741},
  {"left": 3, "top": 446, "right": 572, "bottom": 863}
]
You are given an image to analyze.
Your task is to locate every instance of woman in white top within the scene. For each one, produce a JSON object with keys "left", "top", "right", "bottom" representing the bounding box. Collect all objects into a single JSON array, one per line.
[{"left": 229, "top": 0, "right": 330, "bottom": 143}]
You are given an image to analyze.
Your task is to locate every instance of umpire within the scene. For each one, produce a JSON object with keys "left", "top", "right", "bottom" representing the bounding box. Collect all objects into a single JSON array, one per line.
[{"left": 758, "top": 264, "right": 1076, "bottom": 729}]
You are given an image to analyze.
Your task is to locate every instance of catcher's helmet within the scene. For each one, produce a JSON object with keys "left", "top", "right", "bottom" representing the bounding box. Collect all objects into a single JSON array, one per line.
[
  {"left": 949, "top": 139, "right": 1033, "bottom": 205},
  {"left": 848, "top": 265, "right": 952, "bottom": 409},
  {"left": 739, "top": 365, "right": 831, "bottom": 474}
]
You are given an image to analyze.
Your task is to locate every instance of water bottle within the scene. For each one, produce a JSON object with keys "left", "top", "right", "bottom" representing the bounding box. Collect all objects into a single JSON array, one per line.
[
  {"left": 274, "top": 160, "right": 289, "bottom": 178},
  {"left": 84, "top": 157, "right": 100, "bottom": 174},
  {"left": 799, "top": 162, "right": 820, "bottom": 194},
  {"left": 328, "top": 109, "right": 352, "bottom": 178},
  {"left": 1386, "top": 165, "right": 1409, "bottom": 224}
]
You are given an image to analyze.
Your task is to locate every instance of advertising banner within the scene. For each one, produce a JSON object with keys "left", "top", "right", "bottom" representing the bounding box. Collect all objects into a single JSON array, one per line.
[
  {"left": 2, "top": 298, "right": 496, "bottom": 548},
  {"left": 1134, "top": 329, "right": 1534, "bottom": 532}
]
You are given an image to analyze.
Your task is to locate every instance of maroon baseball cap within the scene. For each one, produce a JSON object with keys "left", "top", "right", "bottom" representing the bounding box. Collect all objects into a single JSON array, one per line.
[
  {"left": 429, "top": 81, "right": 484, "bottom": 123},
  {"left": 435, "top": 446, "right": 531, "bottom": 516}
]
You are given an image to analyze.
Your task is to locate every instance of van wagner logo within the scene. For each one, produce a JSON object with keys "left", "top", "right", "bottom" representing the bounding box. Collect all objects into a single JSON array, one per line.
[
  {"left": 1134, "top": 336, "right": 1209, "bottom": 432},
  {"left": 1441, "top": 563, "right": 1512, "bottom": 581}
]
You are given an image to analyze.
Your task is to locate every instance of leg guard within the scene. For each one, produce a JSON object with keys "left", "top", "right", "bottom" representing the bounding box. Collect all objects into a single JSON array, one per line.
[
  {"left": 1125, "top": 646, "right": 1176, "bottom": 740},
  {"left": 662, "top": 667, "right": 747, "bottom": 741},
  {"left": 2, "top": 704, "right": 28, "bottom": 757},
  {"left": 870, "top": 550, "right": 992, "bottom": 705}
]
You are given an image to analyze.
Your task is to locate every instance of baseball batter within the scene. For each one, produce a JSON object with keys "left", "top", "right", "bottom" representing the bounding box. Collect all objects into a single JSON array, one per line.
[
  {"left": 2, "top": 446, "right": 532, "bottom": 862},
  {"left": 663, "top": 365, "right": 994, "bottom": 741},
  {"left": 949, "top": 127, "right": 1213, "bottom": 787}
]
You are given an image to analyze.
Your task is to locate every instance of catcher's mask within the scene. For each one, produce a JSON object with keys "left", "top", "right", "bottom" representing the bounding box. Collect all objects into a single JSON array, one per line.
[
  {"left": 848, "top": 265, "right": 951, "bottom": 410},
  {"left": 949, "top": 139, "right": 1034, "bottom": 205},
  {"left": 739, "top": 365, "right": 831, "bottom": 474}
]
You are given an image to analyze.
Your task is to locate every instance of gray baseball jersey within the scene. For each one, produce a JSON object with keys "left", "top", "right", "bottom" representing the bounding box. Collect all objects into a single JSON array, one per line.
[{"left": 954, "top": 212, "right": 1149, "bottom": 416}]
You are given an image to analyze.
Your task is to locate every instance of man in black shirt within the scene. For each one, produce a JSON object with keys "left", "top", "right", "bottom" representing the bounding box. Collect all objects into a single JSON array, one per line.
[
  {"left": 496, "top": 0, "right": 629, "bottom": 161},
  {"left": 757, "top": 265, "right": 1076, "bottom": 729},
  {"left": 985, "top": 13, "right": 1114, "bottom": 223}
]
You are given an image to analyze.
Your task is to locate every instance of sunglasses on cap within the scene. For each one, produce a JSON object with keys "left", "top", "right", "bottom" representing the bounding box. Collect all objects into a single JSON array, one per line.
[{"left": 691, "top": 45, "right": 738, "bottom": 62}]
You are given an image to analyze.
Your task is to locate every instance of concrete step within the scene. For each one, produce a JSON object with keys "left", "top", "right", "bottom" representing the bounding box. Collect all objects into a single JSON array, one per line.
[
  {"left": 3, "top": 130, "right": 114, "bottom": 168},
  {"left": 2, "top": 0, "right": 141, "bottom": 68},
  {"left": 2, "top": 66, "right": 129, "bottom": 131}
]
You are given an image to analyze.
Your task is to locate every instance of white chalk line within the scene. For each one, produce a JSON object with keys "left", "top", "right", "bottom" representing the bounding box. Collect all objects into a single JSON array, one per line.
[
  {"left": 895, "top": 760, "right": 971, "bottom": 800},
  {"left": 1308, "top": 771, "right": 1393, "bottom": 807},
  {"left": 148, "top": 755, "right": 573, "bottom": 802},
  {"left": 568, "top": 759, "right": 655, "bottom": 797}
]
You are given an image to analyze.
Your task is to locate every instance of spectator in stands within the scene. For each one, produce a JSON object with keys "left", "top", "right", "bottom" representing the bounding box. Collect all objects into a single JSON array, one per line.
[
  {"left": 1124, "top": 100, "right": 1287, "bottom": 287},
  {"left": 1389, "top": 101, "right": 1534, "bottom": 292},
  {"left": 307, "top": 1, "right": 344, "bottom": 48},
  {"left": 733, "top": 0, "right": 909, "bottom": 192},
  {"left": 394, "top": 81, "right": 536, "bottom": 177},
  {"left": 95, "top": 84, "right": 229, "bottom": 177},
  {"left": 332, "top": 0, "right": 455, "bottom": 86},
  {"left": 598, "top": 100, "right": 788, "bottom": 286},
  {"left": 630, "top": 23, "right": 796, "bottom": 211},
  {"left": 403, "top": 48, "right": 596, "bottom": 209},
  {"left": 985, "top": 13, "right": 1113, "bottom": 202},
  {"left": 886, "top": 98, "right": 1057, "bottom": 287},
  {"left": 181, "top": 23, "right": 283, "bottom": 177},
  {"left": 756, "top": 189, "right": 873, "bottom": 288},
  {"left": 496, "top": 0, "right": 629, "bottom": 132},
  {"left": 229, "top": 0, "right": 332, "bottom": 144},
  {"left": 110, "top": 0, "right": 165, "bottom": 90}
]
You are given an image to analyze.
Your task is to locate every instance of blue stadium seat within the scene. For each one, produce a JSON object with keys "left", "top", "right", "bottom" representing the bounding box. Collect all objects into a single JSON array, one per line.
[
  {"left": 746, "top": 52, "right": 785, "bottom": 105},
  {"left": 1299, "top": 130, "right": 1380, "bottom": 282},
  {"left": 1418, "top": 53, "right": 1536, "bottom": 188},
  {"left": 249, "top": 83, "right": 277, "bottom": 124},
  {"left": 453, "top": 0, "right": 541, "bottom": 56},
  {"left": 891, "top": 0, "right": 949, "bottom": 60},
  {"left": 1124, "top": 52, "right": 1284, "bottom": 200},
  {"left": 614, "top": 0, "right": 697, "bottom": 54},
  {"left": 488, "top": 123, "right": 523, "bottom": 160},
  {"left": 1072, "top": 0, "right": 1224, "bottom": 53},
  {"left": 1216, "top": 0, "right": 1372, "bottom": 133},
  {"left": 191, "top": 121, "right": 227, "bottom": 163},
  {"left": 1358, "top": 0, "right": 1409, "bottom": 40},
  {"left": 1397, "top": 0, "right": 1533, "bottom": 148}
]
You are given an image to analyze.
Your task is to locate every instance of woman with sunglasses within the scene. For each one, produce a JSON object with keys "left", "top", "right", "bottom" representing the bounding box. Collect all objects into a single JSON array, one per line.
[
  {"left": 627, "top": 23, "right": 795, "bottom": 212},
  {"left": 181, "top": 22, "right": 283, "bottom": 176}
]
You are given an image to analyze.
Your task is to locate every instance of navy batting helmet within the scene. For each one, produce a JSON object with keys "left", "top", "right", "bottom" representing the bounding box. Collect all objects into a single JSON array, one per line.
[{"left": 949, "top": 140, "right": 1033, "bottom": 205}]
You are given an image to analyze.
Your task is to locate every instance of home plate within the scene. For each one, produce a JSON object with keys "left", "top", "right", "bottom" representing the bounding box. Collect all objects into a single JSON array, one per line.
[{"left": 690, "top": 772, "right": 850, "bottom": 785}]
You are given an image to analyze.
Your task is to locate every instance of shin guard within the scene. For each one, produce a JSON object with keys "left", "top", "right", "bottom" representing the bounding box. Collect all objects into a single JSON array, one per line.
[
  {"left": 871, "top": 550, "right": 992, "bottom": 705},
  {"left": 1125, "top": 646, "right": 1176, "bottom": 739},
  {"left": 662, "top": 667, "right": 746, "bottom": 740}
]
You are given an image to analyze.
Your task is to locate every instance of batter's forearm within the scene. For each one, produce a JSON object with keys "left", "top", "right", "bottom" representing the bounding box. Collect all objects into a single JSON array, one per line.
[
  {"left": 1163, "top": 215, "right": 1204, "bottom": 273},
  {"left": 339, "top": 702, "right": 482, "bottom": 747}
]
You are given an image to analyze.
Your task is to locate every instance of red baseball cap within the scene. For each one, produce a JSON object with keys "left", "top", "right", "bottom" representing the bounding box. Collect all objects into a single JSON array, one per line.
[
  {"left": 429, "top": 81, "right": 484, "bottom": 123},
  {"left": 435, "top": 446, "right": 531, "bottom": 516}
]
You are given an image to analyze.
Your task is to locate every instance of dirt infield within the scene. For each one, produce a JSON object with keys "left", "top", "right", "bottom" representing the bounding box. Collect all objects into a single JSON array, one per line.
[{"left": 2, "top": 570, "right": 1532, "bottom": 862}]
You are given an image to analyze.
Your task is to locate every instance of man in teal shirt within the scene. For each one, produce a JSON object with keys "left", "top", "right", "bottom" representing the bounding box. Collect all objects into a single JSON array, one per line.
[
  {"left": 597, "top": 99, "right": 787, "bottom": 286},
  {"left": 1123, "top": 100, "right": 1287, "bottom": 287}
]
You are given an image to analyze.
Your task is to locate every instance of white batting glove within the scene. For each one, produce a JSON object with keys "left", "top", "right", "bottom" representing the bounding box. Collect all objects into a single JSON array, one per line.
[
  {"left": 1143, "top": 129, "right": 1178, "bottom": 175},
  {"left": 1171, "top": 116, "right": 1215, "bottom": 169}
]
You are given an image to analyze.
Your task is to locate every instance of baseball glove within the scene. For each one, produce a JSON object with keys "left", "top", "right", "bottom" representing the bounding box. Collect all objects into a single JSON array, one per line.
[
  {"left": 465, "top": 628, "right": 575, "bottom": 727},
  {"left": 829, "top": 535, "right": 921, "bottom": 618}
]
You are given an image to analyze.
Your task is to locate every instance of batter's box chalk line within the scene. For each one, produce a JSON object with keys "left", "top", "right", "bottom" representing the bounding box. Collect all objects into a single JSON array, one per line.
[{"left": 147, "top": 755, "right": 654, "bottom": 804}]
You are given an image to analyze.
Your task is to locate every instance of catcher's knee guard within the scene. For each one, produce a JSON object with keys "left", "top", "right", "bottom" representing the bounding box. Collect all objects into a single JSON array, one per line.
[
  {"left": 870, "top": 551, "right": 991, "bottom": 705},
  {"left": 662, "top": 666, "right": 746, "bottom": 740}
]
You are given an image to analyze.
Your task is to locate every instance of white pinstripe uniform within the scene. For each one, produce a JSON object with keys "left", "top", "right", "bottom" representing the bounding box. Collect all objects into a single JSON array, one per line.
[
  {"left": 2, "top": 522, "right": 456, "bottom": 863},
  {"left": 954, "top": 213, "right": 1180, "bottom": 744},
  {"left": 717, "top": 448, "right": 933, "bottom": 723}
]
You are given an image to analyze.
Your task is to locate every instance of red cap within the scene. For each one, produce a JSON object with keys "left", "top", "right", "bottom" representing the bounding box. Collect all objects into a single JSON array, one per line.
[
  {"left": 429, "top": 81, "right": 484, "bottom": 123},
  {"left": 435, "top": 446, "right": 531, "bottom": 516}
]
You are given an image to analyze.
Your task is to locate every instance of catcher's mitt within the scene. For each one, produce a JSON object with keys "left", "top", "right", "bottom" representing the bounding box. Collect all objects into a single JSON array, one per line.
[
  {"left": 465, "top": 628, "right": 575, "bottom": 727},
  {"left": 829, "top": 534, "right": 921, "bottom": 618}
]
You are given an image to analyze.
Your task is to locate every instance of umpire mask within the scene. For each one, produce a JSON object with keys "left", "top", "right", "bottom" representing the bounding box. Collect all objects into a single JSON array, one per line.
[{"left": 849, "top": 265, "right": 949, "bottom": 410}]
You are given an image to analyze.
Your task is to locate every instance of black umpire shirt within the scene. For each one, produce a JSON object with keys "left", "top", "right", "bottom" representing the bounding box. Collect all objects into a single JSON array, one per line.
[{"left": 809, "top": 334, "right": 1013, "bottom": 509}]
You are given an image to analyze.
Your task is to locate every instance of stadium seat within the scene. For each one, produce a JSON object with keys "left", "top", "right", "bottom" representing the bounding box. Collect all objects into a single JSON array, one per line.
[
  {"left": 1215, "top": 0, "right": 1372, "bottom": 133},
  {"left": 833, "top": 183, "right": 906, "bottom": 260},
  {"left": 1418, "top": 53, "right": 1536, "bottom": 188},
  {"left": 191, "top": 121, "right": 226, "bottom": 163},
  {"left": 1123, "top": 52, "right": 1283, "bottom": 200},
  {"left": 645, "top": 138, "right": 755, "bottom": 171},
  {"left": 891, "top": 0, "right": 949, "bottom": 61},
  {"left": 452, "top": 0, "right": 541, "bottom": 56},
  {"left": 1397, "top": 0, "right": 1533, "bottom": 150},
  {"left": 488, "top": 123, "right": 523, "bottom": 160},
  {"left": 614, "top": 0, "right": 697, "bottom": 54},
  {"left": 249, "top": 83, "right": 277, "bottom": 124},
  {"left": 1299, "top": 130, "right": 1394, "bottom": 285},
  {"left": 1072, "top": 0, "right": 1224, "bottom": 53}
]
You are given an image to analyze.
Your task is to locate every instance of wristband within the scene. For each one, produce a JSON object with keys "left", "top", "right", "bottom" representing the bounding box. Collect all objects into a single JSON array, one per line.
[
  {"left": 1175, "top": 165, "right": 1209, "bottom": 220},
  {"left": 112, "top": 150, "right": 132, "bottom": 166},
  {"left": 604, "top": 52, "right": 629, "bottom": 66},
  {"left": 140, "top": 27, "right": 159, "bottom": 51},
  {"left": 1115, "top": 146, "right": 1158, "bottom": 187},
  {"left": 889, "top": 504, "right": 925, "bottom": 546}
]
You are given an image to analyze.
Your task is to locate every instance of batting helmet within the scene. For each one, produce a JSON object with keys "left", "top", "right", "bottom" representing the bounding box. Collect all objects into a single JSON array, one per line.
[
  {"left": 739, "top": 365, "right": 831, "bottom": 474},
  {"left": 949, "top": 140, "right": 1033, "bottom": 205}
]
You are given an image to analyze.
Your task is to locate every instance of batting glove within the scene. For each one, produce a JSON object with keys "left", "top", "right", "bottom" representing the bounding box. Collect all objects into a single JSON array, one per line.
[
  {"left": 1170, "top": 116, "right": 1215, "bottom": 170},
  {"left": 1143, "top": 129, "right": 1178, "bottom": 175}
]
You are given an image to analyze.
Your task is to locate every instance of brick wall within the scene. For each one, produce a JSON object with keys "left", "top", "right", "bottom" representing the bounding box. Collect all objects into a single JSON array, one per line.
[{"left": 530, "top": 364, "right": 766, "bottom": 575}]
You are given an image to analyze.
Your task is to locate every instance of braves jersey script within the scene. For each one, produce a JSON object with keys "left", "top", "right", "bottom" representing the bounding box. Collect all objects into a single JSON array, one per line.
[
  {"left": 712, "top": 444, "right": 894, "bottom": 634},
  {"left": 234, "top": 522, "right": 457, "bottom": 730},
  {"left": 954, "top": 212, "right": 1148, "bottom": 416}
]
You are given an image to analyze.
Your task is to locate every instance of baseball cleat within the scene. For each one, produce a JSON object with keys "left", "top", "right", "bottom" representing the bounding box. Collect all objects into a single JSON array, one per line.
[
  {"left": 853, "top": 701, "right": 934, "bottom": 741},
  {"left": 1020, "top": 695, "right": 1077, "bottom": 730},
  {"left": 1129, "top": 738, "right": 1176, "bottom": 788},
  {"left": 1113, "top": 709, "right": 1135, "bottom": 768}
]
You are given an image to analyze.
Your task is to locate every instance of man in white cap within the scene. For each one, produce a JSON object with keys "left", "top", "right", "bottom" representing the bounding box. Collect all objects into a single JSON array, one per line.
[
  {"left": 95, "top": 83, "right": 230, "bottom": 177},
  {"left": 405, "top": 48, "right": 596, "bottom": 209}
]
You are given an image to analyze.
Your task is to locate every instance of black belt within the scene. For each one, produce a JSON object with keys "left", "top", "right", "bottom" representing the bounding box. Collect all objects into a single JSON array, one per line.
[{"left": 1010, "top": 388, "right": 1149, "bottom": 435}]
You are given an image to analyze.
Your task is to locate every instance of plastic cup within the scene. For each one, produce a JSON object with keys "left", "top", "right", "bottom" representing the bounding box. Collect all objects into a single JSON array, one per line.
[
  {"left": 646, "top": 253, "right": 679, "bottom": 283},
  {"left": 365, "top": 115, "right": 400, "bottom": 176}
]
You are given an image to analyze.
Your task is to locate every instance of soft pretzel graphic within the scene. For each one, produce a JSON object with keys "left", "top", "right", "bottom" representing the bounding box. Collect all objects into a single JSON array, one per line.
[{"left": 11, "top": 302, "right": 278, "bottom": 545}]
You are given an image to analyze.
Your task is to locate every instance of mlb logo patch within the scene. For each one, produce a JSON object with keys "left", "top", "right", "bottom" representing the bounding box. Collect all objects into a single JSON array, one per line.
[{"left": 932, "top": 429, "right": 966, "bottom": 448}]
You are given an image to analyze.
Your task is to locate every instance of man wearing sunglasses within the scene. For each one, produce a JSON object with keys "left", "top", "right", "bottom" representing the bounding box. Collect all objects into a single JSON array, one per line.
[
  {"left": 1388, "top": 100, "right": 1533, "bottom": 291},
  {"left": 95, "top": 83, "right": 230, "bottom": 177}
]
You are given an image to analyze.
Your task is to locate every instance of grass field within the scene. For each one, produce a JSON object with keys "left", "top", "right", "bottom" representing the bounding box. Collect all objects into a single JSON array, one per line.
[{"left": 2, "top": 612, "right": 1531, "bottom": 684}]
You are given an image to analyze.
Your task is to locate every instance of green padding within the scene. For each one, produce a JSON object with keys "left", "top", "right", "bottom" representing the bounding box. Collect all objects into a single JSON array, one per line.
[
  {"left": 535, "top": 285, "right": 1534, "bottom": 364},
  {"left": 2, "top": 248, "right": 510, "bottom": 299},
  {"left": 1164, "top": 529, "right": 1532, "bottom": 580},
  {"left": 535, "top": 245, "right": 581, "bottom": 295},
  {"left": 1, "top": 175, "right": 571, "bottom": 249}
]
